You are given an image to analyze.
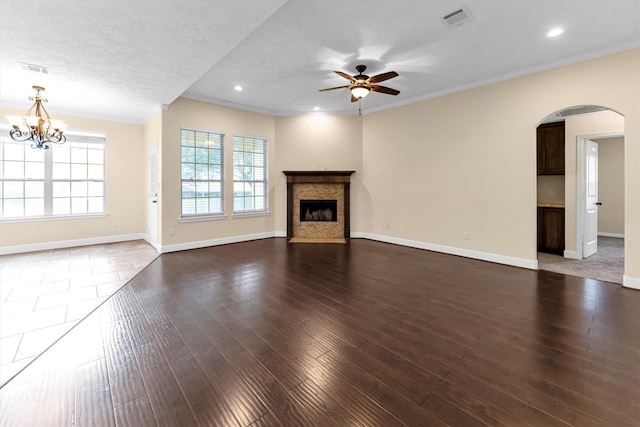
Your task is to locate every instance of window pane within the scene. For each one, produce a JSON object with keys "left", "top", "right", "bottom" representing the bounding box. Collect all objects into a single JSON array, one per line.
[
  {"left": 195, "top": 164, "right": 209, "bottom": 180},
  {"left": 25, "top": 162, "right": 44, "bottom": 179},
  {"left": 72, "top": 197, "right": 88, "bottom": 214},
  {"left": 53, "top": 198, "right": 71, "bottom": 215},
  {"left": 182, "top": 147, "right": 195, "bottom": 163},
  {"left": 53, "top": 163, "right": 71, "bottom": 179},
  {"left": 88, "top": 182, "right": 104, "bottom": 197},
  {"left": 24, "top": 148, "right": 44, "bottom": 162},
  {"left": 24, "top": 198, "right": 44, "bottom": 216},
  {"left": 4, "top": 161, "right": 24, "bottom": 179},
  {"left": 4, "top": 144, "right": 24, "bottom": 161},
  {"left": 53, "top": 145, "right": 71, "bottom": 162},
  {"left": 4, "top": 182, "right": 23, "bottom": 198},
  {"left": 53, "top": 181, "right": 71, "bottom": 197},
  {"left": 71, "top": 147, "right": 87, "bottom": 163},
  {"left": 182, "top": 182, "right": 195, "bottom": 198},
  {"left": 87, "top": 149, "right": 103, "bottom": 164},
  {"left": 71, "top": 164, "right": 87, "bottom": 179},
  {"left": 4, "top": 199, "right": 24, "bottom": 217},
  {"left": 196, "top": 198, "right": 208, "bottom": 213},
  {"left": 25, "top": 181, "right": 44, "bottom": 197},
  {"left": 182, "top": 198, "right": 195, "bottom": 215},
  {"left": 71, "top": 182, "right": 87, "bottom": 197},
  {"left": 88, "top": 197, "right": 103, "bottom": 213},
  {"left": 88, "top": 165, "right": 103, "bottom": 180},
  {"left": 182, "top": 164, "right": 195, "bottom": 180}
]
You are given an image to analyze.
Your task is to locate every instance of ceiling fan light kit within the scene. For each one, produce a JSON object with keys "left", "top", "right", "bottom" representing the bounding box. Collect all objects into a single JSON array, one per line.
[{"left": 319, "top": 64, "right": 400, "bottom": 104}]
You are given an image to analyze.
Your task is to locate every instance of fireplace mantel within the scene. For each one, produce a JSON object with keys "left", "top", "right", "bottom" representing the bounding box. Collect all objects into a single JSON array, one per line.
[
  {"left": 283, "top": 170, "right": 355, "bottom": 183},
  {"left": 283, "top": 171, "right": 355, "bottom": 239}
]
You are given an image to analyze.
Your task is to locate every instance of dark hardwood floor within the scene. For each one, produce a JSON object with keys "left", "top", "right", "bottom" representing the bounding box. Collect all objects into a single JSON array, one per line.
[{"left": 1, "top": 238, "right": 639, "bottom": 426}]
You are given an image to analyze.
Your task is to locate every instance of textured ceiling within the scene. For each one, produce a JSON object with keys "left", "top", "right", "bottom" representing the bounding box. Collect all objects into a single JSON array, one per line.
[{"left": 1, "top": 0, "right": 638, "bottom": 123}]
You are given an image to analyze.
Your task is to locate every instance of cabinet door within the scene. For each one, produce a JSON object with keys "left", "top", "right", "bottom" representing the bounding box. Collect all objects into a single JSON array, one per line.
[
  {"left": 538, "top": 207, "right": 565, "bottom": 255},
  {"left": 537, "top": 122, "right": 565, "bottom": 175}
]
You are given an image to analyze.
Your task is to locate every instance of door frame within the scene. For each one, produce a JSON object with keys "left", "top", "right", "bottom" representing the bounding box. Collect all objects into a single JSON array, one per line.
[
  {"left": 147, "top": 143, "right": 159, "bottom": 251},
  {"left": 574, "top": 132, "right": 622, "bottom": 259}
]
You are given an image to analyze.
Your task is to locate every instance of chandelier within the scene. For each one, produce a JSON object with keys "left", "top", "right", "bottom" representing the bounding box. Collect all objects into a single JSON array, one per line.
[{"left": 6, "top": 86, "right": 67, "bottom": 149}]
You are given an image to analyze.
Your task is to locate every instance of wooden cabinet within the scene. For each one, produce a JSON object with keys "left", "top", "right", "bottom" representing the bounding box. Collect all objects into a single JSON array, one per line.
[
  {"left": 537, "top": 122, "right": 565, "bottom": 175},
  {"left": 538, "top": 207, "right": 565, "bottom": 255}
]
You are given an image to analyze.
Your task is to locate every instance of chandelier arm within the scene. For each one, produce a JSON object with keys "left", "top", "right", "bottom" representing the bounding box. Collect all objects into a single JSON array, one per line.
[{"left": 9, "top": 128, "right": 33, "bottom": 142}]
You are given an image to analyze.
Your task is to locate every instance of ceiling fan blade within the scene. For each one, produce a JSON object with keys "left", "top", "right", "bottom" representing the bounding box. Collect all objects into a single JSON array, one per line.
[
  {"left": 318, "top": 85, "right": 350, "bottom": 92},
  {"left": 335, "top": 71, "right": 355, "bottom": 81},
  {"left": 371, "top": 85, "right": 400, "bottom": 96},
  {"left": 369, "top": 71, "right": 398, "bottom": 84}
]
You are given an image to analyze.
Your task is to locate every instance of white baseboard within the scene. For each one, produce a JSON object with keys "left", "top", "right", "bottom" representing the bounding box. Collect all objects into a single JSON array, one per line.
[
  {"left": 623, "top": 275, "right": 640, "bottom": 290},
  {"left": 159, "top": 232, "right": 277, "bottom": 253},
  {"left": 353, "top": 232, "right": 538, "bottom": 270},
  {"left": 563, "top": 250, "right": 581, "bottom": 260},
  {"left": 0, "top": 233, "right": 149, "bottom": 255},
  {"left": 598, "top": 232, "right": 624, "bottom": 238}
]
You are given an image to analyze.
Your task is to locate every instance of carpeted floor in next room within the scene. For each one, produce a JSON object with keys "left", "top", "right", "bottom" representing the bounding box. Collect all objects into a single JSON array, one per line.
[{"left": 537, "top": 236, "right": 624, "bottom": 285}]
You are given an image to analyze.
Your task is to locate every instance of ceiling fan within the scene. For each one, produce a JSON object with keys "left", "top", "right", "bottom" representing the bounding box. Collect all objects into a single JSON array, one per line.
[{"left": 319, "top": 65, "right": 400, "bottom": 102}]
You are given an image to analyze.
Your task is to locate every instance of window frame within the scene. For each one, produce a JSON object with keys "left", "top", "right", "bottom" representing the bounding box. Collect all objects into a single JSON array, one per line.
[
  {"left": 0, "top": 126, "right": 107, "bottom": 222},
  {"left": 180, "top": 127, "right": 225, "bottom": 221},
  {"left": 232, "top": 134, "right": 268, "bottom": 217}
]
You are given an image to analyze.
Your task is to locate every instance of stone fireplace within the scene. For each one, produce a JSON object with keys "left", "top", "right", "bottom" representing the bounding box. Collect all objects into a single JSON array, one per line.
[{"left": 283, "top": 171, "right": 355, "bottom": 241}]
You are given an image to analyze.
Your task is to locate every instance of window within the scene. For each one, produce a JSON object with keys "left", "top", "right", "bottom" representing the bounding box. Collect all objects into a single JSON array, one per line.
[
  {"left": 181, "top": 128, "right": 224, "bottom": 218},
  {"left": 0, "top": 130, "right": 105, "bottom": 220},
  {"left": 233, "top": 135, "right": 267, "bottom": 214}
]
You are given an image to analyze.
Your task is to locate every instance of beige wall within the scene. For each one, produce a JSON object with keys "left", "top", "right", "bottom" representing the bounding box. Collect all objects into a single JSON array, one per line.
[
  {"left": 597, "top": 136, "right": 625, "bottom": 235},
  {"left": 361, "top": 49, "right": 639, "bottom": 281},
  {"left": 563, "top": 111, "right": 624, "bottom": 253},
  {"left": 0, "top": 108, "right": 146, "bottom": 249},
  {"left": 273, "top": 115, "right": 363, "bottom": 232},
  {"left": 159, "top": 98, "right": 276, "bottom": 247}
]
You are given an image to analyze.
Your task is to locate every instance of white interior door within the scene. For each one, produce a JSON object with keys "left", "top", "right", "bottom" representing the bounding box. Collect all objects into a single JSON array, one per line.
[
  {"left": 583, "top": 139, "right": 598, "bottom": 258},
  {"left": 148, "top": 143, "right": 159, "bottom": 249}
]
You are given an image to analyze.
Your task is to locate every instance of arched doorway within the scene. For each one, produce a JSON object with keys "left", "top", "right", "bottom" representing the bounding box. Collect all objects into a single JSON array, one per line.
[{"left": 536, "top": 106, "right": 625, "bottom": 285}]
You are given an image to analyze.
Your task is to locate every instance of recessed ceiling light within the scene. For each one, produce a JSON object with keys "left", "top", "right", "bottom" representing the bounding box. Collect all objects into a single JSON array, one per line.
[
  {"left": 234, "top": 85, "right": 243, "bottom": 91},
  {"left": 547, "top": 28, "right": 564, "bottom": 38},
  {"left": 313, "top": 106, "right": 320, "bottom": 111}
]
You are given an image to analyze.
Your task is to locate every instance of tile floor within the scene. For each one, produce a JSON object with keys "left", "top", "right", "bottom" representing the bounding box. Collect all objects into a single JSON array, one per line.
[{"left": 0, "top": 240, "right": 158, "bottom": 387}]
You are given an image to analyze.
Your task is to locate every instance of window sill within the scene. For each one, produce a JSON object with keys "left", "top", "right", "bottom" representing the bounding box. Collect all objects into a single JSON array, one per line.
[
  {"left": 232, "top": 210, "right": 270, "bottom": 219},
  {"left": 0, "top": 213, "right": 108, "bottom": 224},
  {"left": 180, "top": 214, "right": 228, "bottom": 223}
]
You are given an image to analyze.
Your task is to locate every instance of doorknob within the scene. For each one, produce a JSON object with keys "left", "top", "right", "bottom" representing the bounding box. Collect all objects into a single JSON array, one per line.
[
  {"left": 152, "top": 200, "right": 157, "bottom": 204},
  {"left": 595, "top": 202, "right": 602, "bottom": 206}
]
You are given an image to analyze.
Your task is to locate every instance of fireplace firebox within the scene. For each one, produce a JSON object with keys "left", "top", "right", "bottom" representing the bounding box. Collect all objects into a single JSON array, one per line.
[{"left": 300, "top": 199, "right": 337, "bottom": 222}]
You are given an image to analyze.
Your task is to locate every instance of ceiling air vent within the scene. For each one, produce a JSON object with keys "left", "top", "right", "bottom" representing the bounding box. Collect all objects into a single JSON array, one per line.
[
  {"left": 16, "top": 62, "right": 50, "bottom": 74},
  {"left": 442, "top": 7, "right": 472, "bottom": 28},
  {"left": 558, "top": 106, "right": 609, "bottom": 117}
]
